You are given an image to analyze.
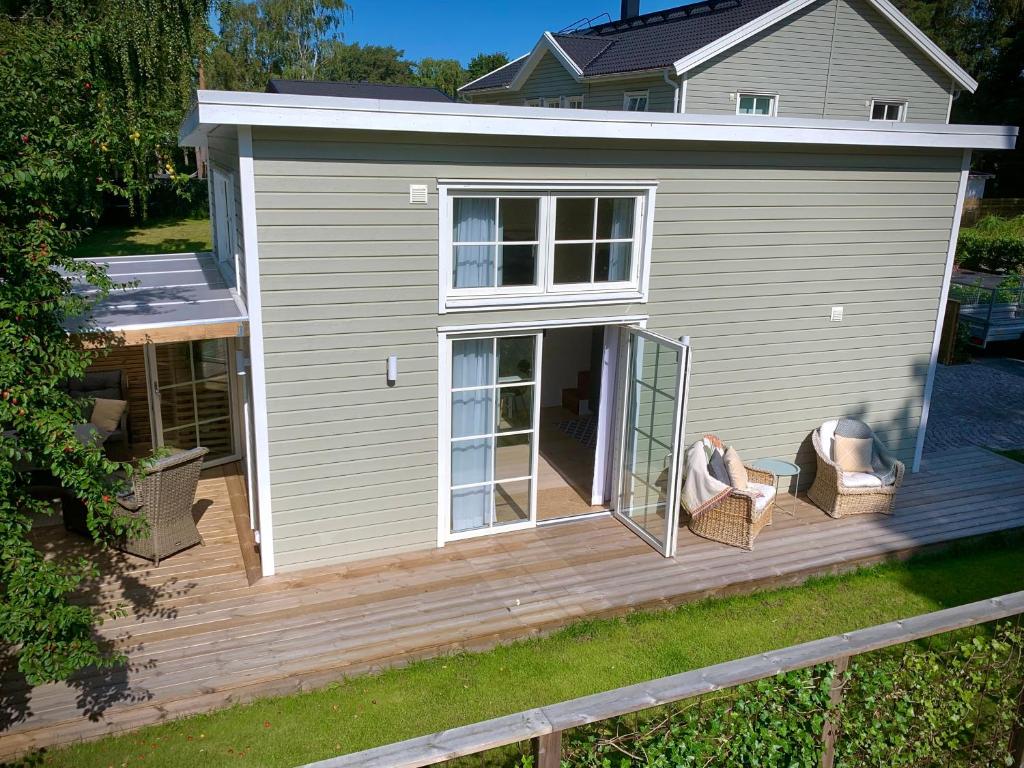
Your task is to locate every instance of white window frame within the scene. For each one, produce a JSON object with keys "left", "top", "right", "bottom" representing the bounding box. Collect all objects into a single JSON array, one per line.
[
  {"left": 438, "top": 180, "right": 657, "bottom": 313},
  {"left": 209, "top": 164, "right": 240, "bottom": 286},
  {"left": 542, "top": 97, "right": 562, "bottom": 108},
  {"left": 623, "top": 90, "right": 649, "bottom": 112},
  {"left": 735, "top": 92, "right": 778, "bottom": 117},
  {"left": 524, "top": 97, "right": 542, "bottom": 107},
  {"left": 869, "top": 99, "right": 908, "bottom": 122},
  {"left": 565, "top": 95, "right": 584, "bottom": 109}
]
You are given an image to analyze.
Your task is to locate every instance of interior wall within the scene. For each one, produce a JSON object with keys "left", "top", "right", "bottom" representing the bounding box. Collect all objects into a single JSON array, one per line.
[{"left": 540, "top": 326, "right": 594, "bottom": 408}]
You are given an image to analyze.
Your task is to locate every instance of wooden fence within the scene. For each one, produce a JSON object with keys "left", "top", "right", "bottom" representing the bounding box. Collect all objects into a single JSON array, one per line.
[{"left": 300, "top": 591, "right": 1024, "bottom": 768}]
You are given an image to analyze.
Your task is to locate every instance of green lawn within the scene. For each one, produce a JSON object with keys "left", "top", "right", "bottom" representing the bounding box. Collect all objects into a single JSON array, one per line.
[
  {"left": 71, "top": 215, "right": 211, "bottom": 258},
  {"left": 23, "top": 533, "right": 1024, "bottom": 768}
]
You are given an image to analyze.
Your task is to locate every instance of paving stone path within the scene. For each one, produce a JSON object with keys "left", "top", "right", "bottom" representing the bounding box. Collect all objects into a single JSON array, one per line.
[{"left": 924, "top": 360, "right": 1024, "bottom": 454}]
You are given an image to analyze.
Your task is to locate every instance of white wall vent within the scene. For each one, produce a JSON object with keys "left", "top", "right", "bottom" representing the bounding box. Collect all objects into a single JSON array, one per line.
[
  {"left": 830, "top": 306, "right": 844, "bottom": 322},
  {"left": 409, "top": 184, "right": 429, "bottom": 204}
]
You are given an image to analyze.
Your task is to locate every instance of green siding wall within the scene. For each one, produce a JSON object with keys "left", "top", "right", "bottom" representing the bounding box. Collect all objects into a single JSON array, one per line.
[
  {"left": 469, "top": 0, "right": 955, "bottom": 122},
  {"left": 251, "top": 127, "right": 961, "bottom": 571}
]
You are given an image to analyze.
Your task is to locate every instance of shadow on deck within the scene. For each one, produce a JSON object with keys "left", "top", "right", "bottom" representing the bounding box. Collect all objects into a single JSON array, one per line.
[{"left": 3, "top": 446, "right": 1024, "bottom": 760}]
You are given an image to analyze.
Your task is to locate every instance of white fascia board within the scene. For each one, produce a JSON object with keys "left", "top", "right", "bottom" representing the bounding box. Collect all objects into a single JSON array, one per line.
[
  {"left": 180, "top": 91, "right": 1018, "bottom": 152},
  {"left": 506, "top": 32, "right": 584, "bottom": 92},
  {"left": 672, "top": 0, "right": 977, "bottom": 93},
  {"left": 457, "top": 53, "right": 530, "bottom": 94}
]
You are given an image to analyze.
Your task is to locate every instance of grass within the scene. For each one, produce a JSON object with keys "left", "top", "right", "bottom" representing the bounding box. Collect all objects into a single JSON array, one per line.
[
  {"left": 21, "top": 532, "right": 1024, "bottom": 768},
  {"left": 999, "top": 448, "right": 1024, "bottom": 464},
  {"left": 71, "top": 215, "right": 211, "bottom": 258}
]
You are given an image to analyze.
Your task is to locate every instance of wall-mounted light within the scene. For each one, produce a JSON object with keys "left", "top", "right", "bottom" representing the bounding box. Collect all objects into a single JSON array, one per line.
[{"left": 387, "top": 355, "right": 398, "bottom": 387}]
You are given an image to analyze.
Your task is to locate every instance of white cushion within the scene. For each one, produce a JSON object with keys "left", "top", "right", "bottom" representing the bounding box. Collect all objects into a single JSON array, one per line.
[
  {"left": 841, "top": 471, "right": 884, "bottom": 488},
  {"left": 748, "top": 481, "right": 777, "bottom": 512},
  {"left": 819, "top": 419, "right": 839, "bottom": 461}
]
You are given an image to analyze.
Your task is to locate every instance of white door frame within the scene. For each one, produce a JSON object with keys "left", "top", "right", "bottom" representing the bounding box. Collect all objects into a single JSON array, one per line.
[
  {"left": 610, "top": 328, "right": 691, "bottom": 557},
  {"left": 437, "top": 314, "right": 648, "bottom": 546},
  {"left": 143, "top": 337, "right": 243, "bottom": 469}
]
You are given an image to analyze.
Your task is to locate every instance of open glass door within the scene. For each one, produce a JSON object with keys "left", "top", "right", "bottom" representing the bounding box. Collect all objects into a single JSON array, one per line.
[{"left": 614, "top": 328, "right": 690, "bottom": 556}]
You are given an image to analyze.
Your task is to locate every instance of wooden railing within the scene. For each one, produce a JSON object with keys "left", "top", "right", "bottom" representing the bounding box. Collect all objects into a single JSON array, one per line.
[{"left": 299, "top": 592, "right": 1024, "bottom": 768}]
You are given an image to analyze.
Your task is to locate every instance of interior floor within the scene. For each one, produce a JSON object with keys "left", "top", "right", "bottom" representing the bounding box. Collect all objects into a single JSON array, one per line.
[{"left": 536, "top": 406, "right": 607, "bottom": 521}]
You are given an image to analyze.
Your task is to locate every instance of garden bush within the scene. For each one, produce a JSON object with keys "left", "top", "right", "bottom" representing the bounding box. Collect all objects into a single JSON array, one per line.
[{"left": 957, "top": 215, "right": 1024, "bottom": 273}]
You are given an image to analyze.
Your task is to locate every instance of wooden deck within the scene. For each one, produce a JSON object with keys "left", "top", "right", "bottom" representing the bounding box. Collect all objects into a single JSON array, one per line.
[{"left": 3, "top": 447, "right": 1024, "bottom": 759}]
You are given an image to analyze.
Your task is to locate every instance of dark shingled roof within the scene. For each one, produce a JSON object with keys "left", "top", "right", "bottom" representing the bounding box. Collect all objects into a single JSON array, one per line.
[
  {"left": 462, "top": 0, "right": 791, "bottom": 92},
  {"left": 267, "top": 79, "right": 453, "bottom": 102}
]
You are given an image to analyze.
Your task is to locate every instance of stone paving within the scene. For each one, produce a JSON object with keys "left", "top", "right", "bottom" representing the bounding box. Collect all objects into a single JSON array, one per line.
[{"left": 924, "top": 359, "right": 1024, "bottom": 454}]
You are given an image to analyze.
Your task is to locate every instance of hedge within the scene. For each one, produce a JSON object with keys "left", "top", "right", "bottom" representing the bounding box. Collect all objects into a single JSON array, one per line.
[{"left": 957, "top": 215, "right": 1024, "bottom": 273}]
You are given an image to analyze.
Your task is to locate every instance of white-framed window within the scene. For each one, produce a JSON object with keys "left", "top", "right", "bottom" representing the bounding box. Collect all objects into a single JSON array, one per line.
[
  {"left": 565, "top": 95, "right": 584, "bottom": 109},
  {"left": 439, "top": 182, "right": 657, "bottom": 311},
  {"left": 736, "top": 93, "right": 777, "bottom": 116},
  {"left": 524, "top": 98, "right": 542, "bottom": 107},
  {"left": 623, "top": 91, "right": 649, "bottom": 111},
  {"left": 869, "top": 100, "right": 907, "bottom": 121},
  {"left": 542, "top": 97, "right": 562, "bottom": 108}
]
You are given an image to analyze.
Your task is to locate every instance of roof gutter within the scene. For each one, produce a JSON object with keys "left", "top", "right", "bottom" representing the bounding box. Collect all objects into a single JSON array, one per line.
[{"left": 179, "top": 91, "right": 1018, "bottom": 152}]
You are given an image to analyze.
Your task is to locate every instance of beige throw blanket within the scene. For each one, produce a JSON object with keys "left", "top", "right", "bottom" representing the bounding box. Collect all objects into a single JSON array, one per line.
[{"left": 681, "top": 440, "right": 732, "bottom": 519}]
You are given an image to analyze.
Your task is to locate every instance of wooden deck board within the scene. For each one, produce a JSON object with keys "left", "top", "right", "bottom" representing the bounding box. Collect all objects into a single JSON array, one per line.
[{"left": 3, "top": 446, "right": 1024, "bottom": 759}]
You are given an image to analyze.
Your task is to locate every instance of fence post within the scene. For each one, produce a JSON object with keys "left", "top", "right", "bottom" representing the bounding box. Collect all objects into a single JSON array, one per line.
[
  {"left": 821, "top": 655, "right": 851, "bottom": 768},
  {"left": 532, "top": 730, "right": 562, "bottom": 768}
]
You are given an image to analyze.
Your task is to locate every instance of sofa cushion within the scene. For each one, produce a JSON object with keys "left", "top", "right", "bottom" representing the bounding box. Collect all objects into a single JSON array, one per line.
[
  {"left": 819, "top": 420, "right": 839, "bottom": 461},
  {"left": 90, "top": 398, "right": 126, "bottom": 433},
  {"left": 834, "top": 435, "right": 873, "bottom": 473},
  {"left": 723, "top": 446, "right": 748, "bottom": 490},
  {"left": 841, "top": 471, "right": 885, "bottom": 488},
  {"left": 834, "top": 417, "right": 874, "bottom": 439},
  {"left": 707, "top": 449, "right": 731, "bottom": 485},
  {"left": 748, "top": 481, "right": 777, "bottom": 512}
]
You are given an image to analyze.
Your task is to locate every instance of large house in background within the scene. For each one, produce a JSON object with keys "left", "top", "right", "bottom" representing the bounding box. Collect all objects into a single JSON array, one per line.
[{"left": 460, "top": 0, "right": 977, "bottom": 123}]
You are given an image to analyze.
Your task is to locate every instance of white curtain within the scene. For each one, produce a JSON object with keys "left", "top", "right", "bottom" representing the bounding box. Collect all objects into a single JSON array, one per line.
[
  {"left": 451, "top": 338, "right": 496, "bottom": 532},
  {"left": 452, "top": 198, "right": 496, "bottom": 289},
  {"left": 607, "top": 198, "right": 634, "bottom": 282}
]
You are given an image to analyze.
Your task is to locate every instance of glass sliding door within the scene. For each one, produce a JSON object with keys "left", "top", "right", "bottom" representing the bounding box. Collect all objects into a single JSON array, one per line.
[
  {"left": 614, "top": 328, "right": 690, "bottom": 556},
  {"left": 448, "top": 334, "right": 540, "bottom": 536},
  {"left": 146, "top": 339, "right": 238, "bottom": 465}
]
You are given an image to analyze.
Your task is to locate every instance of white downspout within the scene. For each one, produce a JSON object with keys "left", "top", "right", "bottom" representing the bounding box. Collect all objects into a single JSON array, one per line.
[{"left": 662, "top": 69, "right": 681, "bottom": 112}]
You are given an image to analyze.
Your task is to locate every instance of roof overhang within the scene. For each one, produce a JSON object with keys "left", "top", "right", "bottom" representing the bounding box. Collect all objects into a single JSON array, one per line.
[
  {"left": 458, "top": 53, "right": 530, "bottom": 95},
  {"left": 672, "top": 0, "right": 978, "bottom": 93},
  {"left": 507, "top": 32, "right": 584, "bottom": 91},
  {"left": 66, "top": 252, "right": 248, "bottom": 345},
  {"left": 180, "top": 90, "right": 1017, "bottom": 152}
]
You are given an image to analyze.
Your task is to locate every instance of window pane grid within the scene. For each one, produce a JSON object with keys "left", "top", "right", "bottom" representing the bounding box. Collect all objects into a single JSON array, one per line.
[{"left": 451, "top": 475, "right": 532, "bottom": 491}]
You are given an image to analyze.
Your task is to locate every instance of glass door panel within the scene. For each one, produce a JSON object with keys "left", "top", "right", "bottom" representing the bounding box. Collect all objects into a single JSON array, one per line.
[
  {"left": 615, "top": 329, "right": 689, "bottom": 556},
  {"left": 449, "top": 334, "right": 540, "bottom": 535},
  {"left": 148, "top": 339, "right": 237, "bottom": 465}
]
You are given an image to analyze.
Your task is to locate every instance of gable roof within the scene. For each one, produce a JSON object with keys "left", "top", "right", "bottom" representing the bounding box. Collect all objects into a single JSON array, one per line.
[
  {"left": 267, "top": 79, "right": 453, "bottom": 102},
  {"left": 460, "top": 0, "right": 977, "bottom": 95}
]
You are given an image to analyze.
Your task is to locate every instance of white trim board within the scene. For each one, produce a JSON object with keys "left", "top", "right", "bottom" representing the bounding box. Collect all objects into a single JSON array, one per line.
[
  {"left": 912, "top": 148, "right": 971, "bottom": 473},
  {"left": 237, "top": 125, "right": 276, "bottom": 577},
  {"left": 672, "top": 0, "right": 978, "bottom": 93},
  {"left": 180, "top": 91, "right": 1016, "bottom": 151}
]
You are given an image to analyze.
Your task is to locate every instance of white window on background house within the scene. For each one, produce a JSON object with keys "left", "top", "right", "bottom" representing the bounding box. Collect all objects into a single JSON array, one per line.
[
  {"left": 736, "top": 93, "right": 777, "bottom": 116},
  {"left": 440, "top": 183, "right": 656, "bottom": 310},
  {"left": 870, "top": 100, "right": 907, "bottom": 121},
  {"left": 524, "top": 98, "right": 542, "bottom": 106},
  {"left": 542, "top": 97, "right": 562, "bottom": 108},
  {"left": 565, "top": 95, "right": 584, "bottom": 109},
  {"left": 623, "top": 91, "right": 649, "bottom": 111}
]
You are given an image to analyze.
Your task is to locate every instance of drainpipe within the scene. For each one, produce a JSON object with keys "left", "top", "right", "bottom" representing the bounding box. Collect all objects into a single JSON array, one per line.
[{"left": 663, "top": 69, "right": 680, "bottom": 112}]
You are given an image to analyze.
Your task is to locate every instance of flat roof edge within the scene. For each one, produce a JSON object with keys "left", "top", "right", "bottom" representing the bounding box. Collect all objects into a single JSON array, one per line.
[{"left": 180, "top": 91, "right": 1018, "bottom": 152}]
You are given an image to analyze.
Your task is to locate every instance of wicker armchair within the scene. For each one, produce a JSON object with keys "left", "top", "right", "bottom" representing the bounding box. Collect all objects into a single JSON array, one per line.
[
  {"left": 807, "top": 422, "right": 905, "bottom": 518},
  {"left": 686, "top": 435, "right": 777, "bottom": 550},
  {"left": 115, "top": 447, "right": 208, "bottom": 564}
]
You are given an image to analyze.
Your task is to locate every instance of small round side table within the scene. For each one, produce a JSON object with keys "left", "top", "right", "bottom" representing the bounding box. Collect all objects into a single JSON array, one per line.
[{"left": 747, "top": 458, "right": 801, "bottom": 517}]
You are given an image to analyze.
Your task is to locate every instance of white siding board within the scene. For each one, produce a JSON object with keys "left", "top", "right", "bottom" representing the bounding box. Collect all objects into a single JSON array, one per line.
[{"left": 252, "top": 128, "right": 961, "bottom": 569}]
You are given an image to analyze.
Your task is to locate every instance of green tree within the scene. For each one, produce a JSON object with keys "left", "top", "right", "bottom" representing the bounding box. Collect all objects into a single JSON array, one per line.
[
  {"left": 318, "top": 41, "right": 416, "bottom": 84},
  {"left": 416, "top": 57, "right": 466, "bottom": 98},
  {"left": 207, "top": 0, "right": 348, "bottom": 91},
  {"left": 0, "top": 0, "right": 208, "bottom": 684},
  {"left": 466, "top": 51, "right": 509, "bottom": 84}
]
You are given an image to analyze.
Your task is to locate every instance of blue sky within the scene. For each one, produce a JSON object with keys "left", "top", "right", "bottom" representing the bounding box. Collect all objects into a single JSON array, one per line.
[{"left": 342, "top": 1, "right": 630, "bottom": 65}]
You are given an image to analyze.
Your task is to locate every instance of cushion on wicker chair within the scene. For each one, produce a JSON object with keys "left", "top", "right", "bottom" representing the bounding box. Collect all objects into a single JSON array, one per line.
[
  {"left": 723, "top": 446, "right": 748, "bottom": 490},
  {"left": 748, "top": 482, "right": 777, "bottom": 512},
  {"left": 834, "top": 435, "right": 873, "bottom": 473},
  {"left": 707, "top": 449, "right": 731, "bottom": 484}
]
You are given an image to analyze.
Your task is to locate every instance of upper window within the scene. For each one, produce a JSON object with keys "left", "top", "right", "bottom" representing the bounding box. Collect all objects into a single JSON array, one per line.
[
  {"left": 565, "top": 95, "right": 584, "bottom": 109},
  {"left": 623, "top": 91, "right": 649, "bottom": 112},
  {"left": 440, "top": 184, "right": 655, "bottom": 311},
  {"left": 737, "top": 93, "right": 777, "bottom": 116},
  {"left": 870, "top": 100, "right": 907, "bottom": 121},
  {"left": 542, "top": 97, "right": 562, "bottom": 108},
  {"left": 524, "top": 98, "right": 542, "bottom": 107}
]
